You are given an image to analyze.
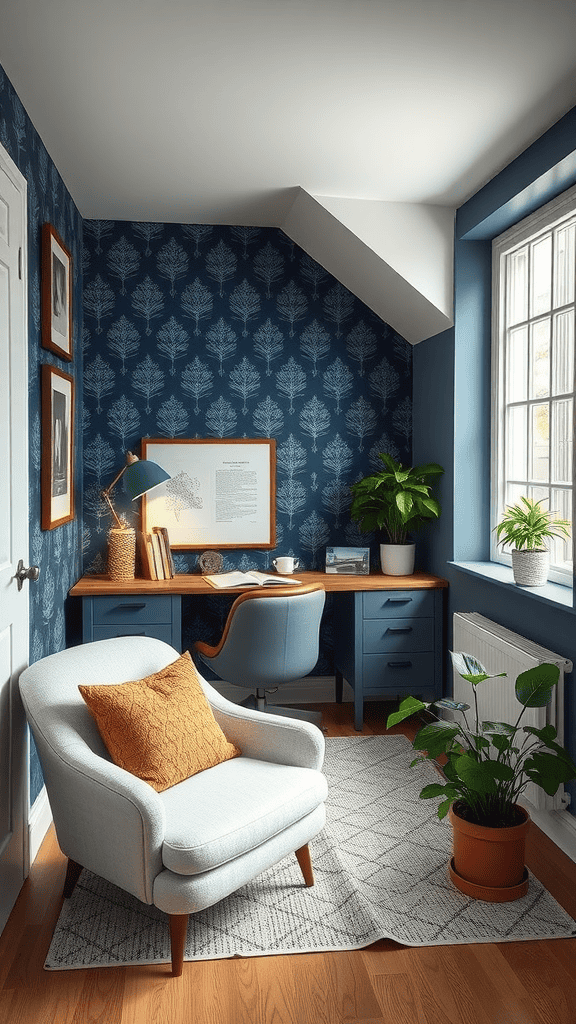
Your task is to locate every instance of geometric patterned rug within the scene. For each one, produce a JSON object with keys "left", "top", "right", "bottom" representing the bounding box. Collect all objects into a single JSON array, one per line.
[{"left": 44, "top": 734, "right": 576, "bottom": 969}]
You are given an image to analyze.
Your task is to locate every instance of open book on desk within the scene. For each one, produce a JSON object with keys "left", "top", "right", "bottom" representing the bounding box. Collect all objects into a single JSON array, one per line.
[{"left": 204, "top": 570, "right": 302, "bottom": 589}]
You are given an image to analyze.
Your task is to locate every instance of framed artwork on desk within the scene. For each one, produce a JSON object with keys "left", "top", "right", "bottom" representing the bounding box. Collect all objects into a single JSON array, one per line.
[
  {"left": 41, "top": 364, "right": 75, "bottom": 530},
  {"left": 141, "top": 438, "right": 276, "bottom": 549}
]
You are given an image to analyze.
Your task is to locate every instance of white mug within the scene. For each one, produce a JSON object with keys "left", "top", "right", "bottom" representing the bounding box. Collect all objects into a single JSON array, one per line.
[{"left": 272, "top": 556, "right": 299, "bottom": 575}]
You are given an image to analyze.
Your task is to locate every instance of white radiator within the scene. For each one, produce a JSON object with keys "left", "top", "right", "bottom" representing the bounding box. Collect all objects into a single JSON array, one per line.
[{"left": 451, "top": 612, "right": 573, "bottom": 813}]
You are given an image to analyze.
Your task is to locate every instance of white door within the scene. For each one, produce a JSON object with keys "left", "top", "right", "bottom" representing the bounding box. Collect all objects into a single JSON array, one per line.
[{"left": 0, "top": 144, "right": 30, "bottom": 933}]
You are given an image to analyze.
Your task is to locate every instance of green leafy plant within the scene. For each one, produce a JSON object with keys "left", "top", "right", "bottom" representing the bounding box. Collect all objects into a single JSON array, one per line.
[
  {"left": 494, "top": 496, "right": 570, "bottom": 552},
  {"left": 349, "top": 453, "right": 443, "bottom": 545},
  {"left": 387, "top": 652, "right": 576, "bottom": 828}
]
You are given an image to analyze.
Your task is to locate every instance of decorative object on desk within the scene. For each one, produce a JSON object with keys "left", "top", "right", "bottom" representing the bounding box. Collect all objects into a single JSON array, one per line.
[
  {"left": 101, "top": 452, "right": 171, "bottom": 581},
  {"left": 204, "top": 570, "right": 302, "bottom": 589},
  {"left": 198, "top": 550, "right": 224, "bottom": 575},
  {"left": 272, "top": 555, "right": 299, "bottom": 574},
  {"left": 41, "top": 222, "right": 73, "bottom": 361},
  {"left": 387, "top": 652, "right": 576, "bottom": 902},
  {"left": 44, "top": 735, "right": 576, "bottom": 971},
  {"left": 350, "top": 452, "right": 443, "bottom": 576},
  {"left": 325, "top": 546, "right": 369, "bottom": 575},
  {"left": 140, "top": 438, "right": 276, "bottom": 550},
  {"left": 494, "top": 496, "right": 570, "bottom": 587},
  {"left": 108, "top": 518, "right": 136, "bottom": 581},
  {"left": 41, "top": 364, "right": 75, "bottom": 530}
]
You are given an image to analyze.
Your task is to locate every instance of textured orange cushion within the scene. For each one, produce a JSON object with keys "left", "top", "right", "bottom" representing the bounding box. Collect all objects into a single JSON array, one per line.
[{"left": 79, "top": 651, "right": 240, "bottom": 792}]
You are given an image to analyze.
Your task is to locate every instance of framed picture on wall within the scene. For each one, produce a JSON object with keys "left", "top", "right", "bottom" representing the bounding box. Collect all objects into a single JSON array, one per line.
[
  {"left": 141, "top": 438, "right": 276, "bottom": 549},
  {"left": 41, "top": 222, "right": 73, "bottom": 361},
  {"left": 41, "top": 364, "right": 75, "bottom": 530}
]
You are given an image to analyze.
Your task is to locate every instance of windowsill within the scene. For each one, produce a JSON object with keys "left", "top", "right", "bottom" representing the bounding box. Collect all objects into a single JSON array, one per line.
[{"left": 449, "top": 561, "right": 574, "bottom": 611}]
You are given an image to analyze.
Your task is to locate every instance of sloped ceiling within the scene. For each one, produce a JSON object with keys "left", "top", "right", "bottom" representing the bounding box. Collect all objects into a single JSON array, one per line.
[{"left": 2, "top": 0, "right": 576, "bottom": 341}]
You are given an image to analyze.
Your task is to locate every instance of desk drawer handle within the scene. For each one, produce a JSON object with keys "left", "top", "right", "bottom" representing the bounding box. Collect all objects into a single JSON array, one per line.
[
  {"left": 387, "top": 660, "right": 412, "bottom": 668},
  {"left": 116, "top": 603, "right": 147, "bottom": 610},
  {"left": 386, "top": 598, "right": 412, "bottom": 605},
  {"left": 116, "top": 631, "right": 146, "bottom": 637},
  {"left": 386, "top": 627, "right": 412, "bottom": 634}
]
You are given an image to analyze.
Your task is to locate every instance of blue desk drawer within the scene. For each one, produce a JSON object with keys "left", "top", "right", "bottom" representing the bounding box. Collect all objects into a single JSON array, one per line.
[
  {"left": 362, "top": 652, "right": 435, "bottom": 692},
  {"left": 92, "top": 595, "right": 172, "bottom": 625},
  {"left": 363, "top": 617, "right": 434, "bottom": 654},
  {"left": 362, "top": 591, "right": 435, "bottom": 619},
  {"left": 92, "top": 623, "right": 175, "bottom": 644}
]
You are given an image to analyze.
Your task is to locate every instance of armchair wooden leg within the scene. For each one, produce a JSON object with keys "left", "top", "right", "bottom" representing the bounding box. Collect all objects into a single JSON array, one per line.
[
  {"left": 62, "top": 859, "right": 83, "bottom": 898},
  {"left": 295, "top": 844, "right": 314, "bottom": 887},
  {"left": 169, "top": 914, "right": 189, "bottom": 976}
]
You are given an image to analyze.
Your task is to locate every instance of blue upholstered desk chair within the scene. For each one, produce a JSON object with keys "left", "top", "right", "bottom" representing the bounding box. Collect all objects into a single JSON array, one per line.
[{"left": 194, "top": 583, "right": 326, "bottom": 727}]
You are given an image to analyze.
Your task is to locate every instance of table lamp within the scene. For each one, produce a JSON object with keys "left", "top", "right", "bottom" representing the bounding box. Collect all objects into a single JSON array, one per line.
[{"left": 102, "top": 451, "right": 170, "bottom": 580}]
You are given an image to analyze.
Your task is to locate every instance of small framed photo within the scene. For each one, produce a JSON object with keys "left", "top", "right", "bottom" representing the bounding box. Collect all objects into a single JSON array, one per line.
[
  {"left": 41, "top": 364, "right": 75, "bottom": 530},
  {"left": 42, "top": 222, "right": 73, "bottom": 361},
  {"left": 325, "top": 546, "right": 370, "bottom": 574}
]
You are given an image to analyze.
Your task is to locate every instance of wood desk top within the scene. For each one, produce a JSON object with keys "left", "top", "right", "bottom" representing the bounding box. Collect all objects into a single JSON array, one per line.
[{"left": 69, "top": 570, "right": 448, "bottom": 597}]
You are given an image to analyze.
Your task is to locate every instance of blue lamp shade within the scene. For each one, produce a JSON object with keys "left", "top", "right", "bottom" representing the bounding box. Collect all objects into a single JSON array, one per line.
[{"left": 123, "top": 459, "right": 170, "bottom": 500}]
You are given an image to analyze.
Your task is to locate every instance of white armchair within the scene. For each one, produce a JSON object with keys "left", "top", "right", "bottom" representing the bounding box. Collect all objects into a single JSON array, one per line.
[{"left": 19, "top": 636, "right": 328, "bottom": 975}]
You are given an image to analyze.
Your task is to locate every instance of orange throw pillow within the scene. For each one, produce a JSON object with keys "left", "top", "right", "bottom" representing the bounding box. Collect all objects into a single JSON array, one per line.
[{"left": 79, "top": 651, "right": 240, "bottom": 792}]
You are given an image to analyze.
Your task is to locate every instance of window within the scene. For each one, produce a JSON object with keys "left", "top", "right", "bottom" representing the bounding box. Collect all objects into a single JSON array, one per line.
[{"left": 492, "top": 185, "right": 575, "bottom": 585}]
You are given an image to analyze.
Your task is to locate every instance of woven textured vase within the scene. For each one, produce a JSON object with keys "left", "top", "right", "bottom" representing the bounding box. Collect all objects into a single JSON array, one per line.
[
  {"left": 511, "top": 548, "right": 549, "bottom": 587},
  {"left": 107, "top": 527, "right": 136, "bottom": 581}
]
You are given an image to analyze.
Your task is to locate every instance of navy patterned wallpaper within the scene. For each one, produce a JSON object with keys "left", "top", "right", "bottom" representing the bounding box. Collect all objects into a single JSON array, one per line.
[
  {"left": 0, "top": 63, "right": 83, "bottom": 802},
  {"left": 82, "top": 221, "right": 413, "bottom": 662}
]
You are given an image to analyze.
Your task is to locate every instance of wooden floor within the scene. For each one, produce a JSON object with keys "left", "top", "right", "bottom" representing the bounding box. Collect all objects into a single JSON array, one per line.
[{"left": 2, "top": 702, "right": 576, "bottom": 1024}]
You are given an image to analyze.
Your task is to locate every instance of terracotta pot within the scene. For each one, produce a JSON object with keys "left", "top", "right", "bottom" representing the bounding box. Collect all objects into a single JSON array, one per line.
[{"left": 448, "top": 803, "right": 530, "bottom": 902}]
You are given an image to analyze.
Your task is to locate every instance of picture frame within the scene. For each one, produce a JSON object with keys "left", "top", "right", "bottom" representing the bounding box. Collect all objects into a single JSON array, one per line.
[
  {"left": 325, "top": 546, "right": 370, "bottom": 574},
  {"left": 41, "top": 222, "right": 73, "bottom": 361},
  {"left": 41, "top": 364, "right": 75, "bottom": 530},
  {"left": 141, "top": 438, "right": 276, "bottom": 549}
]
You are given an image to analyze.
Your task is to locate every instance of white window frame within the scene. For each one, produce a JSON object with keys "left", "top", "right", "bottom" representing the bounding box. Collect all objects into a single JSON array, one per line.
[{"left": 491, "top": 184, "right": 576, "bottom": 587}]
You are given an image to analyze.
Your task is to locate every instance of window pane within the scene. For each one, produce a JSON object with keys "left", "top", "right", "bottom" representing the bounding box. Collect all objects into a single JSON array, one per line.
[
  {"left": 506, "top": 326, "right": 528, "bottom": 402},
  {"left": 506, "top": 483, "right": 526, "bottom": 509},
  {"left": 530, "top": 319, "right": 550, "bottom": 398},
  {"left": 530, "top": 403, "right": 549, "bottom": 482},
  {"left": 551, "top": 397, "right": 573, "bottom": 484},
  {"left": 554, "top": 221, "right": 575, "bottom": 308},
  {"left": 552, "top": 310, "right": 574, "bottom": 396},
  {"left": 531, "top": 235, "right": 552, "bottom": 316},
  {"left": 506, "top": 247, "right": 528, "bottom": 326},
  {"left": 550, "top": 488, "right": 572, "bottom": 570},
  {"left": 506, "top": 405, "right": 527, "bottom": 481},
  {"left": 528, "top": 484, "right": 549, "bottom": 506}
]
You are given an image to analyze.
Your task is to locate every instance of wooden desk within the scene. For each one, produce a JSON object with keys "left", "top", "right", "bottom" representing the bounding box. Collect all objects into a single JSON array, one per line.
[{"left": 69, "top": 571, "right": 447, "bottom": 730}]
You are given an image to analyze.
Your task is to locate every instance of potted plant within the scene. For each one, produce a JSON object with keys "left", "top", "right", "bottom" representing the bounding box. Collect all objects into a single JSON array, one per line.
[
  {"left": 387, "top": 652, "right": 576, "bottom": 902},
  {"left": 349, "top": 453, "right": 443, "bottom": 575},
  {"left": 494, "top": 496, "right": 570, "bottom": 587}
]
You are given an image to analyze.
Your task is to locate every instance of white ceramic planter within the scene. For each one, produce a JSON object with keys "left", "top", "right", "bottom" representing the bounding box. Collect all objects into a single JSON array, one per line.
[
  {"left": 511, "top": 548, "right": 549, "bottom": 587},
  {"left": 380, "top": 543, "right": 416, "bottom": 576}
]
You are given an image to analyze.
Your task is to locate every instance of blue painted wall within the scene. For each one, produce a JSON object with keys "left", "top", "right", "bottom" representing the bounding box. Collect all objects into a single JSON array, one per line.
[
  {"left": 81, "top": 221, "right": 413, "bottom": 661},
  {"left": 0, "top": 63, "right": 83, "bottom": 803},
  {"left": 413, "top": 105, "right": 576, "bottom": 814}
]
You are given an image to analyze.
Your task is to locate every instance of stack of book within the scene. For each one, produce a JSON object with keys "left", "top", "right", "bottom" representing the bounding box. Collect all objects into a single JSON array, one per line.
[{"left": 137, "top": 527, "right": 175, "bottom": 580}]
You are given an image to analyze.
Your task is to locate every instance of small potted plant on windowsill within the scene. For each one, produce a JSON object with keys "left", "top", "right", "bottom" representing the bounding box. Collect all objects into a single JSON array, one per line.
[
  {"left": 494, "top": 496, "right": 570, "bottom": 587},
  {"left": 387, "top": 652, "right": 576, "bottom": 902},
  {"left": 349, "top": 453, "right": 443, "bottom": 576}
]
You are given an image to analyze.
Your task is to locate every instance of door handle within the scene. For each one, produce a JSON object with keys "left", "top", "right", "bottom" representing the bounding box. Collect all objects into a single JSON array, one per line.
[{"left": 14, "top": 559, "right": 40, "bottom": 591}]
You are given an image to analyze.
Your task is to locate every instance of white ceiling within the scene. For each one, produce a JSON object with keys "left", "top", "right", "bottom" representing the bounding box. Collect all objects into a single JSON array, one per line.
[{"left": 2, "top": 0, "right": 576, "bottom": 226}]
